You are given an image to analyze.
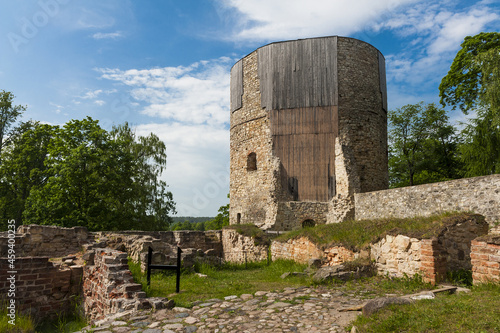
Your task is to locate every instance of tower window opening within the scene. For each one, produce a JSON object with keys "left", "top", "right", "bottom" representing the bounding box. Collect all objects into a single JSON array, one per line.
[
  {"left": 247, "top": 152, "right": 257, "bottom": 171},
  {"left": 237, "top": 213, "right": 241, "bottom": 224}
]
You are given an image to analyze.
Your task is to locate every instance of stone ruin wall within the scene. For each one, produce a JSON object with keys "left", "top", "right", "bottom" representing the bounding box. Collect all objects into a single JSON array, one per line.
[
  {"left": 270, "top": 237, "right": 359, "bottom": 266},
  {"left": 82, "top": 248, "right": 172, "bottom": 321},
  {"left": 0, "top": 256, "right": 83, "bottom": 319},
  {"left": 471, "top": 235, "right": 500, "bottom": 284},
  {"left": 0, "top": 225, "right": 224, "bottom": 323},
  {"left": 0, "top": 224, "right": 93, "bottom": 258},
  {"left": 222, "top": 229, "right": 269, "bottom": 264},
  {"left": 355, "top": 174, "right": 500, "bottom": 233}
]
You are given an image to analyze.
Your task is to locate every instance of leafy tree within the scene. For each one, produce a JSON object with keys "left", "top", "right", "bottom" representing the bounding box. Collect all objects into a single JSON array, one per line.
[
  {"left": 439, "top": 32, "right": 500, "bottom": 115},
  {"left": 0, "top": 90, "right": 26, "bottom": 163},
  {"left": 389, "top": 103, "right": 462, "bottom": 187},
  {"left": 439, "top": 32, "right": 500, "bottom": 176},
  {"left": 0, "top": 121, "right": 55, "bottom": 229},
  {"left": 459, "top": 107, "right": 500, "bottom": 176},
  {"left": 21, "top": 117, "right": 175, "bottom": 231}
]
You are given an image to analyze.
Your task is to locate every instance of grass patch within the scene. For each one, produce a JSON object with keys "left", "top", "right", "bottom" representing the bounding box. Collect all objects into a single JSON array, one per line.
[
  {"left": 129, "top": 258, "right": 436, "bottom": 307},
  {"left": 0, "top": 299, "right": 87, "bottom": 333},
  {"left": 223, "top": 224, "right": 271, "bottom": 246},
  {"left": 274, "top": 212, "right": 480, "bottom": 250},
  {"left": 0, "top": 304, "right": 35, "bottom": 333},
  {"left": 129, "top": 259, "right": 309, "bottom": 307},
  {"left": 351, "top": 283, "right": 500, "bottom": 332}
]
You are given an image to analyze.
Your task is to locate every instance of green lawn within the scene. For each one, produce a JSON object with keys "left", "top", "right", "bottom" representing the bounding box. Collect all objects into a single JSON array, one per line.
[
  {"left": 129, "top": 259, "right": 311, "bottom": 307},
  {"left": 351, "top": 283, "right": 500, "bottom": 332}
]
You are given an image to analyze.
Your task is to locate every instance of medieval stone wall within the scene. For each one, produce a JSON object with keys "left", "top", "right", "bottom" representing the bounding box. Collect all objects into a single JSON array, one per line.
[
  {"left": 222, "top": 229, "right": 269, "bottom": 264},
  {"left": 270, "top": 237, "right": 358, "bottom": 266},
  {"left": 82, "top": 248, "right": 148, "bottom": 321},
  {"left": 471, "top": 235, "right": 500, "bottom": 284},
  {"left": 95, "top": 230, "right": 223, "bottom": 261},
  {"left": 274, "top": 202, "right": 329, "bottom": 230},
  {"left": 0, "top": 257, "right": 83, "bottom": 318},
  {"left": 0, "top": 224, "right": 93, "bottom": 257},
  {"left": 355, "top": 174, "right": 500, "bottom": 231}
]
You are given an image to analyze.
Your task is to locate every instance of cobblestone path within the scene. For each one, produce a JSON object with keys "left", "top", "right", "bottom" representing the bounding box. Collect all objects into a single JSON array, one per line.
[{"left": 76, "top": 286, "right": 366, "bottom": 333}]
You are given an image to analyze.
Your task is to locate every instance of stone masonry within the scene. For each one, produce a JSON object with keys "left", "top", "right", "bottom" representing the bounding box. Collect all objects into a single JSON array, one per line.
[
  {"left": 0, "top": 256, "right": 83, "bottom": 318},
  {"left": 471, "top": 234, "right": 500, "bottom": 284},
  {"left": 355, "top": 174, "right": 500, "bottom": 232},
  {"left": 230, "top": 36, "right": 388, "bottom": 231},
  {"left": 0, "top": 224, "right": 93, "bottom": 257}
]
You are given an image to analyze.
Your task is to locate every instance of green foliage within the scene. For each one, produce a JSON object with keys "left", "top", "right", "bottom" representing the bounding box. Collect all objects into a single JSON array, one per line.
[
  {"left": 274, "top": 212, "right": 472, "bottom": 251},
  {"left": 204, "top": 197, "right": 229, "bottom": 230},
  {"left": 440, "top": 32, "right": 500, "bottom": 176},
  {"left": 446, "top": 269, "right": 473, "bottom": 287},
  {"left": 171, "top": 216, "right": 214, "bottom": 224},
  {"left": 0, "top": 121, "right": 55, "bottom": 228},
  {"left": 459, "top": 107, "right": 500, "bottom": 176},
  {"left": 439, "top": 32, "right": 500, "bottom": 114},
  {"left": 0, "top": 90, "right": 26, "bottom": 162},
  {"left": 351, "top": 283, "right": 500, "bottom": 332},
  {"left": 0, "top": 116, "right": 175, "bottom": 231},
  {"left": 0, "top": 302, "right": 35, "bottom": 333},
  {"left": 388, "top": 102, "right": 462, "bottom": 187}
]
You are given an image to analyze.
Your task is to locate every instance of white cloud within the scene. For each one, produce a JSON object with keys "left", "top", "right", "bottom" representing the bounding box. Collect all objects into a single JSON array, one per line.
[
  {"left": 383, "top": 1, "right": 499, "bottom": 98},
  {"left": 96, "top": 57, "right": 233, "bottom": 126},
  {"left": 428, "top": 8, "right": 498, "bottom": 55},
  {"left": 135, "top": 122, "right": 230, "bottom": 216},
  {"left": 92, "top": 31, "right": 123, "bottom": 40},
  {"left": 79, "top": 89, "right": 117, "bottom": 100},
  {"left": 96, "top": 58, "right": 234, "bottom": 215},
  {"left": 94, "top": 100, "right": 106, "bottom": 106},
  {"left": 220, "top": 0, "right": 418, "bottom": 41}
]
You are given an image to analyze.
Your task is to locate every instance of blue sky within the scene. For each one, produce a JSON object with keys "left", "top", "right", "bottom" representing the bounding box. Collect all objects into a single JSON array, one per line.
[{"left": 1, "top": 0, "right": 499, "bottom": 217}]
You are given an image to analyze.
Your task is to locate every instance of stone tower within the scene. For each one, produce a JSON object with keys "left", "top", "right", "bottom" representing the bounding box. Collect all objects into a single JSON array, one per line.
[{"left": 229, "top": 36, "right": 388, "bottom": 230}]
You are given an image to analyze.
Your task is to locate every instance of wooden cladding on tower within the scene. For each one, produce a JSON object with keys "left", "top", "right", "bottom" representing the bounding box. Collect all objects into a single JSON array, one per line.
[
  {"left": 258, "top": 37, "right": 338, "bottom": 111},
  {"left": 270, "top": 106, "right": 338, "bottom": 201}
]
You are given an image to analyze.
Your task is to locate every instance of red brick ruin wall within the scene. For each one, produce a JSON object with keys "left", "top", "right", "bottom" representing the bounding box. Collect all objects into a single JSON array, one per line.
[
  {"left": 83, "top": 248, "right": 145, "bottom": 321},
  {"left": 0, "top": 257, "right": 82, "bottom": 318}
]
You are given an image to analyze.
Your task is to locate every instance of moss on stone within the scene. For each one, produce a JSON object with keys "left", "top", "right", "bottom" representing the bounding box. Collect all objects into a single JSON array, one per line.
[{"left": 274, "top": 212, "right": 485, "bottom": 251}]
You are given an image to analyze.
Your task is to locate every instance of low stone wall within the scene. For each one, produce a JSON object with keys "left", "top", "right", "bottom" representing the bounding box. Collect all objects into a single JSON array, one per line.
[
  {"left": 222, "top": 229, "right": 269, "bottom": 264},
  {"left": 471, "top": 235, "right": 500, "bottom": 284},
  {"left": 0, "top": 257, "right": 83, "bottom": 318},
  {"left": 354, "top": 174, "right": 500, "bottom": 232},
  {"left": 271, "top": 237, "right": 323, "bottom": 263},
  {"left": 83, "top": 248, "right": 149, "bottom": 321},
  {"left": 371, "top": 236, "right": 446, "bottom": 284},
  {"left": 371, "top": 215, "right": 488, "bottom": 284},
  {"left": 0, "top": 225, "right": 93, "bottom": 257},
  {"left": 270, "top": 237, "right": 358, "bottom": 266},
  {"left": 370, "top": 235, "right": 422, "bottom": 277},
  {"left": 95, "top": 230, "right": 223, "bottom": 262}
]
